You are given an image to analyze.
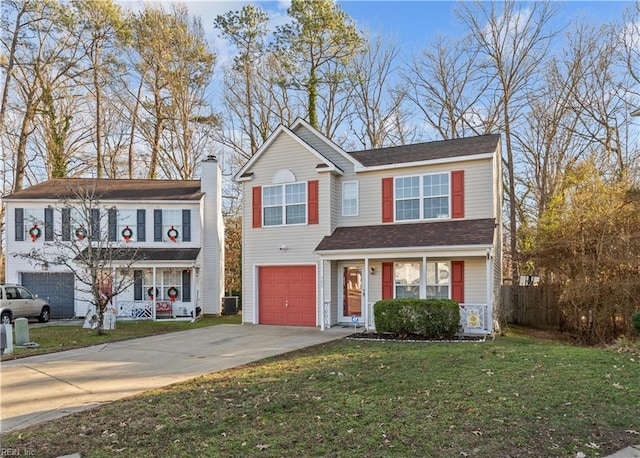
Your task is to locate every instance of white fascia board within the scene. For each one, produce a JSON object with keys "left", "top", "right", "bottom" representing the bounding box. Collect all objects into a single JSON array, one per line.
[
  {"left": 233, "top": 123, "right": 341, "bottom": 181},
  {"left": 233, "top": 124, "right": 288, "bottom": 181},
  {"left": 353, "top": 152, "right": 495, "bottom": 173},
  {"left": 291, "top": 118, "right": 363, "bottom": 169},
  {"left": 315, "top": 244, "right": 494, "bottom": 260}
]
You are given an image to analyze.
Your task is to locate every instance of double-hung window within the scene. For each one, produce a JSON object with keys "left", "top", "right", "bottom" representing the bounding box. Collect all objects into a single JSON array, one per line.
[
  {"left": 426, "top": 262, "right": 450, "bottom": 299},
  {"left": 394, "top": 262, "right": 421, "bottom": 298},
  {"left": 395, "top": 173, "right": 449, "bottom": 221},
  {"left": 117, "top": 209, "right": 137, "bottom": 242},
  {"left": 263, "top": 182, "right": 307, "bottom": 226},
  {"left": 342, "top": 181, "right": 358, "bottom": 216},
  {"left": 392, "top": 261, "right": 451, "bottom": 299}
]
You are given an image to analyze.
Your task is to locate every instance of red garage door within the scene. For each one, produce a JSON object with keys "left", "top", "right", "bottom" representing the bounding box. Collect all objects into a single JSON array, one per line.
[{"left": 258, "top": 265, "right": 316, "bottom": 326}]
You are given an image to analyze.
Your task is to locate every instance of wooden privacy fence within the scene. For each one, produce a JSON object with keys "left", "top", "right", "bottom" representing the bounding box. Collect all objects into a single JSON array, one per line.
[{"left": 502, "top": 285, "right": 561, "bottom": 328}]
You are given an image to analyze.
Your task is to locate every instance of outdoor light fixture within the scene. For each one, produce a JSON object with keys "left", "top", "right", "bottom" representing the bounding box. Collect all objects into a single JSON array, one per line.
[
  {"left": 41, "top": 262, "right": 48, "bottom": 272},
  {"left": 279, "top": 245, "right": 288, "bottom": 251},
  {"left": 370, "top": 266, "right": 376, "bottom": 275}
]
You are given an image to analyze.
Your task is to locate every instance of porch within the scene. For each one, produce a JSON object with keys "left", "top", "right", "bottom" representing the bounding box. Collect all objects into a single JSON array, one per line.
[
  {"left": 115, "top": 299, "right": 197, "bottom": 321},
  {"left": 322, "top": 300, "right": 492, "bottom": 335}
]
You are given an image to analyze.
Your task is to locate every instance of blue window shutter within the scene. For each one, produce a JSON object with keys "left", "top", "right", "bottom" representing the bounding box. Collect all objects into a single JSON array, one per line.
[
  {"left": 182, "top": 209, "right": 191, "bottom": 241},
  {"left": 15, "top": 208, "right": 24, "bottom": 241},
  {"left": 134, "top": 270, "right": 143, "bottom": 301},
  {"left": 108, "top": 208, "right": 117, "bottom": 241},
  {"left": 182, "top": 269, "right": 191, "bottom": 302},
  {"left": 154, "top": 210, "right": 162, "bottom": 241},
  {"left": 62, "top": 208, "right": 71, "bottom": 241},
  {"left": 44, "top": 207, "right": 54, "bottom": 241},
  {"left": 137, "top": 209, "right": 146, "bottom": 241},
  {"left": 90, "top": 208, "right": 100, "bottom": 241}
]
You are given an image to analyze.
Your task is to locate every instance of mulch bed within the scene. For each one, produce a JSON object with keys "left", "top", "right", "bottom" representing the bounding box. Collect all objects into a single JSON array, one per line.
[{"left": 346, "top": 332, "right": 489, "bottom": 343}]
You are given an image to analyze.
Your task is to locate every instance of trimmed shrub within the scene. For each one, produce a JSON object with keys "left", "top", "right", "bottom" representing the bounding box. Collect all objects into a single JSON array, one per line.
[
  {"left": 373, "top": 299, "right": 416, "bottom": 335},
  {"left": 632, "top": 311, "right": 640, "bottom": 337},
  {"left": 414, "top": 299, "right": 461, "bottom": 339},
  {"left": 373, "top": 298, "right": 460, "bottom": 339}
]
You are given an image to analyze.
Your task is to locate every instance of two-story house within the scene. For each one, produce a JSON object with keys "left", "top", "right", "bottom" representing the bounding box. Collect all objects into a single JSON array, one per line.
[
  {"left": 2, "top": 156, "right": 224, "bottom": 321},
  {"left": 235, "top": 119, "right": 502, "bottom": 335}
]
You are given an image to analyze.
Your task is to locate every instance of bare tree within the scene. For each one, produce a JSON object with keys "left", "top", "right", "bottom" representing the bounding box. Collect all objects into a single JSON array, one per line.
[
  {"left": 456, "top": 0, "right": 560, "bottom": 285},
  {"left": 73, "top": 0, "right": 129, "bottom": 179},
  {"left": 130, "top": 3, "right": 215, "bottom": 179},
  {"left": 404, "top": 33, "right": 498, "bottom": 141}
]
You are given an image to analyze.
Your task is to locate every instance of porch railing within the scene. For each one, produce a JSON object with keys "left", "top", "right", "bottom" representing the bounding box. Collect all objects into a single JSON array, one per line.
[
  {"left": 116, "top": 301, "right": 153, "bottom": 320},
  {"left": 458, "top": 303, "right": 490, "bottom": 335},
  {"left": 365, "top": 301, "right": 490, "bottom": 335}
]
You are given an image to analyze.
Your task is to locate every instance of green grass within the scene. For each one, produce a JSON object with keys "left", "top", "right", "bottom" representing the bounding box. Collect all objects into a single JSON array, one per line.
[
  {"left": 3, "top": 329, "right": 639, "bottom": 458},
  {"left": 1, "top": 315, "right": 241, "bottom": 361}
]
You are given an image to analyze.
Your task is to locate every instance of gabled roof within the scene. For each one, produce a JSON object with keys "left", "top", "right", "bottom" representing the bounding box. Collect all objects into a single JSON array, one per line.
[
  {"left": 315, "top": 219, "right": 495, "bottom": 252},
  {"left": 234, "top": 123, "right": 344, "bottom": 181},
  {"left": 290, "top": 118, "right": 362, "bottom": 169},
  {"left": 3, "top": 179, "right": 203, "bottom": 201},
  {"left": 347, "top": 134, "right": 500, "bottom": 167}
]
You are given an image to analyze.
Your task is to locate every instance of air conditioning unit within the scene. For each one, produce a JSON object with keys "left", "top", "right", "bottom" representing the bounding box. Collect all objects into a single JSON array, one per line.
[{"left": 221, "top": 296, "right": 238, "bottom": 315}]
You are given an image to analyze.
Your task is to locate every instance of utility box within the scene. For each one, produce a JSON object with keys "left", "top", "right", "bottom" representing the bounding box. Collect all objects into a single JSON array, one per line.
[{"left": 221, "top": 296, "right": 238, "bottom": 315}]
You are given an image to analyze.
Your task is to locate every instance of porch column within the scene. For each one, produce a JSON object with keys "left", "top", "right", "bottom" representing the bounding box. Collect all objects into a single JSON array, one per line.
[
  {"left": 152, "top": 267, "right": 157, "bottom": 320},
  {"left": 420, "top": 256, "right": 427, "bottom": 298},
  {"left": 486, "top": 248, "right": 493, "bottom": 334},
  {"left": 319, "top": 258, "right": 325, "bottom": 330},
  {"left": 363, "top": 258, "right": 369, "bottom": 330}
]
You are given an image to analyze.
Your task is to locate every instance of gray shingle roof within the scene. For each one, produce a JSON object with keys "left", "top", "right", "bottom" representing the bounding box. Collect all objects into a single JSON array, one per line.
[
  {"left": 75, "top": 247, "right": 200, "bottom": 262},
  {"left": 315, "top": 219, "right": 496, "bottom": 252},
  {"left": 3, "top": 179, "right": 203, "bottom": 201},
  {"left": 348, "top": 134, "right": 500, "bottom": 167}
]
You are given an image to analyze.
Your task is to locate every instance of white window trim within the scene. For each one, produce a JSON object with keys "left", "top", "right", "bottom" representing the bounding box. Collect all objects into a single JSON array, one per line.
[
  {"left": 394, "top": 172, "right": 451, "bottom": 221},
  {"left": 263, "top": 182, "right": 308, "bottom": 227},
  {"left": 392, "top": 260, "right": 451, "bottom": 300},
  {"left": 342, "top": 181, "right": 359, "bottom": 217}
]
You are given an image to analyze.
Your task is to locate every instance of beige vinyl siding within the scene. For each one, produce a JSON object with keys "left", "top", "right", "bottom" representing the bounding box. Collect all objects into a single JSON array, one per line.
[
  {"left": 335, "top": 158, "right": 495, "bottom": 227},
  {"left": 241, "top": 133, "right": 334, "bottom": 323},
  {"left": 463, "top": 258, "right": 487, "bottom": 304}
]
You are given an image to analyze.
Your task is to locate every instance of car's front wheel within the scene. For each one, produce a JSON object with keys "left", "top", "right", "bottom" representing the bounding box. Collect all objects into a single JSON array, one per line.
[
  {"left": 38, "top": 307, "right": 50, "bottom": 323},
  {"left": 1, "top": 312, "right": 11, "bottom": 325}
]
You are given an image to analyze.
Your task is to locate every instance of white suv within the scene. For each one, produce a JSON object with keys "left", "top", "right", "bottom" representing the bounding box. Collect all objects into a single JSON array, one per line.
[{"left": 0, "top": 284, "right": 51, "bottom": 324}]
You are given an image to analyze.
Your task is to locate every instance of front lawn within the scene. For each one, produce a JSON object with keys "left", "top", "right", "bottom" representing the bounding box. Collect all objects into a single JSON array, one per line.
[
  {"left": 1, "top": 315, "right": 241, "bottom": 361},
  {"left": 3, "top": 330, "right": 639, "bottom": 457}
]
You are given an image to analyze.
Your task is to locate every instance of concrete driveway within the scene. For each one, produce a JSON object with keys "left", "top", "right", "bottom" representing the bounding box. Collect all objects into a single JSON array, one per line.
[{"left": 0, "top": 324, "right": 352, "bottom": 433}]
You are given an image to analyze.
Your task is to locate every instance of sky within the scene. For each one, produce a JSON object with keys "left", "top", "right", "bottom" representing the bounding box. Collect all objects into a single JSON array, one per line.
[{"left": 123, "top": 0, "right": 636, "bottom": 68}]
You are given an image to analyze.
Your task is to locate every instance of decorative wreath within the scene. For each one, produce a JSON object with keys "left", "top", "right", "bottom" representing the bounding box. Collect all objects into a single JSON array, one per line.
[
  {"left": 29, "top": 224, "right": 41, "bottom": 242},
  {"left": 167, "top": 226, "right": 179, "bottom": 242},
  {"left": 147, "top": 287, "right": 159, "bottom": 299},
  {"left": 121, "top": 226, "right": 133, "bottom": 243},
  {"left": 167, "top": 286, "right": 178, "bottom": 301},
  {"left": 75, "top": 226, "right": 87, "bottom": 241}
]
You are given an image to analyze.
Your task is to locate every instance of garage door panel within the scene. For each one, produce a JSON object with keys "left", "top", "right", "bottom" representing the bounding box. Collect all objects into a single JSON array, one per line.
[
  {"left": 258, "top": 266, "right": 316, "bottom": 327},
  {"left": 21, "top": 273, "right": 75, "bottom": 319}
]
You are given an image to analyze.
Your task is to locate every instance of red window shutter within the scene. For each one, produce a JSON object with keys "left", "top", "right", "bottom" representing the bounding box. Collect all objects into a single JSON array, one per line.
[
  {"left": 308, "top": 180, "right": 319, "bottom": 225},
  {"left": 382, "top": 177, "right": 394, "bottom": 223},
  {"left": 382, "top": 262, "right": 394, "bottom": 299},
  {"left": 451, "top": 260, "right": 465, "bottom": 303},
  {"left": 451, "top": 170, "right": 464, "bottom": 219},
  {"left": 252, "top": 186, "right": 262, "bottom": 228}
]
